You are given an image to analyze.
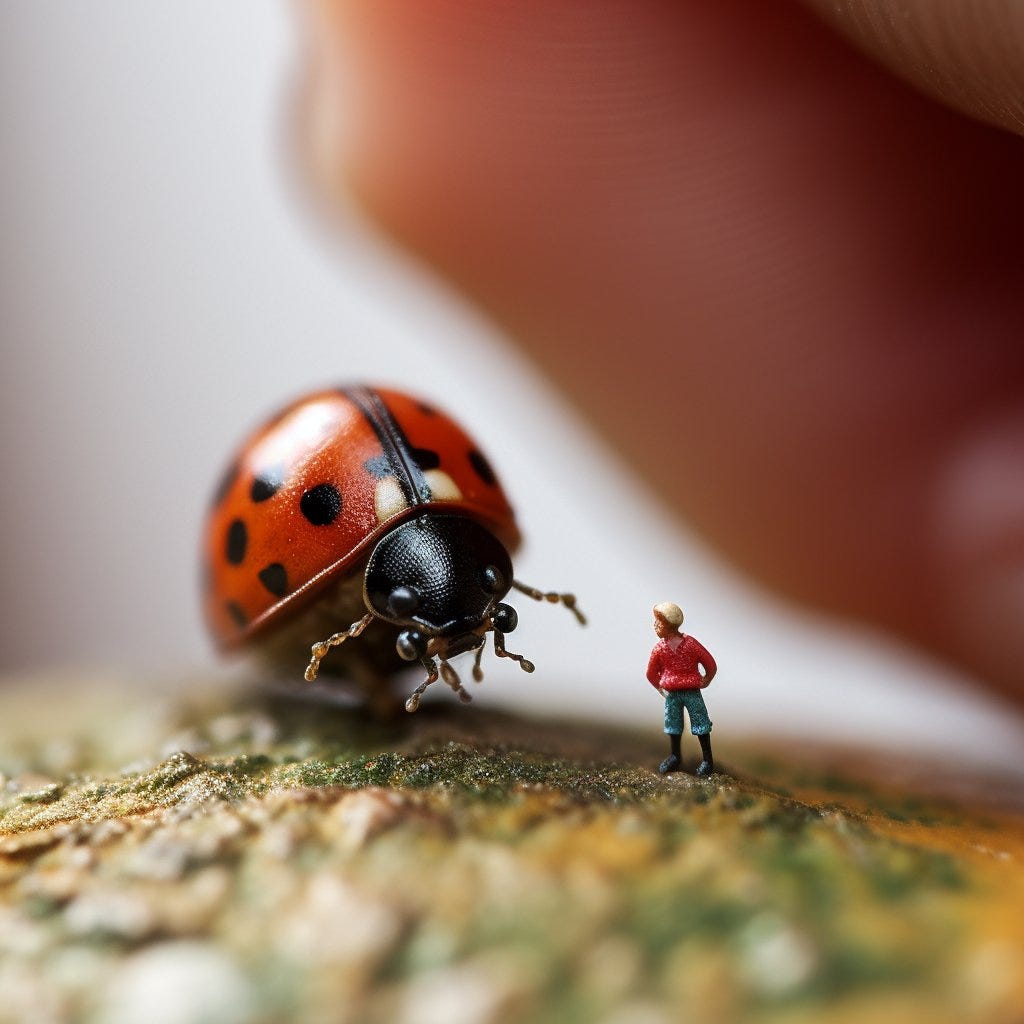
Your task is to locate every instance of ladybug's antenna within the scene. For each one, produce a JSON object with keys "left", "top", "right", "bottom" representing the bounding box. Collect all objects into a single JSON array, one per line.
[
  {"left": 304, "top": 612, "right": 375, "bottom": 682},
  {"left": 511, "top": 581, "right": 587, "bottom": 626}
]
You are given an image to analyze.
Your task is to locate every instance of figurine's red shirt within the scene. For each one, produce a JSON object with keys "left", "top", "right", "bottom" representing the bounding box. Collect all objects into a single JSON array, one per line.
[{"left": 647, "top": 634, "right": 717, "bottom": 691}]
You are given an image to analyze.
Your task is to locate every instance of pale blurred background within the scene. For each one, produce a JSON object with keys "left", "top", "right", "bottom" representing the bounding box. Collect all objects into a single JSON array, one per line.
[{"left": 2, "top": 2, "right": 1022, "bottom": 774}]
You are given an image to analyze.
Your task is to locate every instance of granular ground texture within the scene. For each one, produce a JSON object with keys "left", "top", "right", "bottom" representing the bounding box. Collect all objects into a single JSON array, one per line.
[{"left": 0, "top": 681, "right": 1022, "bottom": 1024}]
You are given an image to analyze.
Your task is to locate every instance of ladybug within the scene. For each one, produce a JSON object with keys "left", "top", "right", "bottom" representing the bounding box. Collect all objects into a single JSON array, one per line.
[{"left": 203, "top": 385, "right": 584, "bottom": 711}]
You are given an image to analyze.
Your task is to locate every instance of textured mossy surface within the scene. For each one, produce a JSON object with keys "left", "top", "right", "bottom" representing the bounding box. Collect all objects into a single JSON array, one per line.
[{"left": 0, "top": 680, "right": 1022, "bottom": 1024}]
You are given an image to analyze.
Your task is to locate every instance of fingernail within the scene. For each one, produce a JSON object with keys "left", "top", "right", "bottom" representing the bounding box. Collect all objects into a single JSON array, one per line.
[
  {"left": 934, "top": 409, "right": 1024, "bottom": 689},
  {"left": 935, "top": 409, "right": 1024, "bottom": 566},
  {"left": 948, "top": 567, "right": 1024, "bottom": 689}
]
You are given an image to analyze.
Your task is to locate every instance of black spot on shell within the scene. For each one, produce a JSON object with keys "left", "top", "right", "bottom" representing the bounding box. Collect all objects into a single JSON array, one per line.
[
  {"left": 211, "top": 460, "right": 239, "bottom": 507},
  {"left": 250, "top": 465, "right": 284, "bottom": 503},
  {"left": 411, "top": 447, "right": 440, "bottom": 470},
  {"left": 468, "top": 449, "right": 496, "bottom": 486},
  {"left": 300, "top": 483, "right": 342, "bottom": 526},
  {"left": 258, "top": 562, "right": 288, "bottom": 597},
  {"left": 416, "top": 402, "right": 438, "bottom": 416},
  {"left": 226, "top": 520, "right": 247, "bottom": 564},
  {"left": 225, "top": 601, "right": 248, "bottom": 628}
]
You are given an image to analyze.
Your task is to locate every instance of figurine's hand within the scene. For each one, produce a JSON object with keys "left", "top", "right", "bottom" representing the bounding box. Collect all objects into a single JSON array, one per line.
[{"left": 298, "top": 1, "right": 1024, "bottom": 705}]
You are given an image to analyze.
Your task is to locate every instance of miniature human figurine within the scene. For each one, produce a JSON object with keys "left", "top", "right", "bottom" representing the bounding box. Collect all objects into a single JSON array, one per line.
[{"left": 646, "top": 603, "right": 718, "bottom": 776}]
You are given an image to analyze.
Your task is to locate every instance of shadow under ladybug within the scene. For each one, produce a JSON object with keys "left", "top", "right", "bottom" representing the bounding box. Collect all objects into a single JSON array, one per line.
[{"left": 304, "top": 513, "right": 585, "bottom": 712}]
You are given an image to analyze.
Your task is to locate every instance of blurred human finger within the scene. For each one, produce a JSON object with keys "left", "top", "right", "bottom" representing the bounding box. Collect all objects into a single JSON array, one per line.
[{"left": 296, "top": 1, "right": 1024, "bottom": 701}]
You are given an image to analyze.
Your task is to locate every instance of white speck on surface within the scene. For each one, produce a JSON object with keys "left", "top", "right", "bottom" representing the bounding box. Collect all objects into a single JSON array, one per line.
[
  {"left": 738, "top": 914, "right": 817, "bottom": 996},
  {"left": 277, "top": 873, "right": 402, "bottom": 967},
  {"left": 94, "top": 942, "right": 255, "bottom": 1024},
  {"left": 125, "top": 833, "right": 192, "bottom": 881},
  {"left": 87, "top": 819, "right": 130, "bottom": 844},
  {"left": 64, "top": 845, "right": 95, "bottom": 870},
  {"left": 257, "top": 820, "right": 302, "bottom": 860},
  {"left": 331, "top": 787, "right": 408, "bottom": 849},
  {"left": 64, "top": 890, "right": 155, "bottom": 941},
  {"left": 399, "top": 964, "right": 518, "bottom": 1024}
]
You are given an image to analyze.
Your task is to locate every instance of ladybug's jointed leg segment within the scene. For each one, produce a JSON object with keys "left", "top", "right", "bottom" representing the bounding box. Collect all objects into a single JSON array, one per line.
[
  {"left": 440, "top": 659, "right": 473, "bottom": 704},
  {"left": 304, "top": 612, "right": 375, "bottom": 682},
  {"left": 511, "top": 581, "right": 587, "bottom": 626},
  {"left": 493, "top": 630, "right": 536, "bottom": 673},
  {"left": 404, "top": 657, "right": 439, "bottom": 713},
  {"left": 472, "top": 640, "right": 485, "bottom": 683}
]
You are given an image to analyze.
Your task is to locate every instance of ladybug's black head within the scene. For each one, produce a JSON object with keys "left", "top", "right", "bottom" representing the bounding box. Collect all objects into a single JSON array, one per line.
[{"left": 364, "top": 514, "right": 513, "bottom": 662}]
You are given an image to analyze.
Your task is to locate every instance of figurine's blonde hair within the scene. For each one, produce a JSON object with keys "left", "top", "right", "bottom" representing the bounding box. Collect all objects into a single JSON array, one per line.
[{"left": 653, "top": 602, "right": 683, "bottom": 627}]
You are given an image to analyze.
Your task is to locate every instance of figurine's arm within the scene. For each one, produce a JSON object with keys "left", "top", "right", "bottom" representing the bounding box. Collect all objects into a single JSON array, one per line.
[
  {"left": 694, "top": 640, "right": 717, "bottom": 687},
  {"left": 646, "top": 647, "right": 663, "bottom": 689}
]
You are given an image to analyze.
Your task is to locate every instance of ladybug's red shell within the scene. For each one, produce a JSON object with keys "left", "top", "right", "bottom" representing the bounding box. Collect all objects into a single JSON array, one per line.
[{"left": 203, "top": 386, "right": 520, "bottom": 650}]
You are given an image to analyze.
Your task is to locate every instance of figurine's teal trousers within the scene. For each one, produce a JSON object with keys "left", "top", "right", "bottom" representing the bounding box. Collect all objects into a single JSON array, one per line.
[{"left": 663, "top": 690, "right": 712, "bottom": 735}]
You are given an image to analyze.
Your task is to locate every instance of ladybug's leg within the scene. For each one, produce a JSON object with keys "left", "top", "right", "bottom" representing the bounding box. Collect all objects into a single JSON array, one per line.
[
  {"left": 493, "top": 630, "right": 536, "bottom": 674},
  {"left": 471, "top": 639, "right": 486, "bottom": 683},
  {"left": 511, "top": 581, "right": 587, "bottom": 626},
  {"left": 304, "top": 612, "right": 375, "bottom": 682},
  {"left": 439, "top": 659, "right": 473, "bottom": 705},
  {"left": 404, "top": 656, "right": 439, "bottom": 713}
]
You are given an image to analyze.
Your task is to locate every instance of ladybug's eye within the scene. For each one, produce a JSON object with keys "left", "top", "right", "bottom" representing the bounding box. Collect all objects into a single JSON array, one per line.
[
  {"left": 396, "top": 630, "right": 428, "bottom": 661},
  {"left": 481, "top": 565, "right": 505, "bottom": 594},
  {"left": 388, "top": 585, "right": 420, "bottom": 618}
]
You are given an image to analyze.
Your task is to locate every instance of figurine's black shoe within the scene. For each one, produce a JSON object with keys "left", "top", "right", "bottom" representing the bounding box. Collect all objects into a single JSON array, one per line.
[
  {"left": 658, "top": 754, "right": 682, "bottom": 774},
  {"left": 695, "top": 733, "right": 714, "bottom": 777}
]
